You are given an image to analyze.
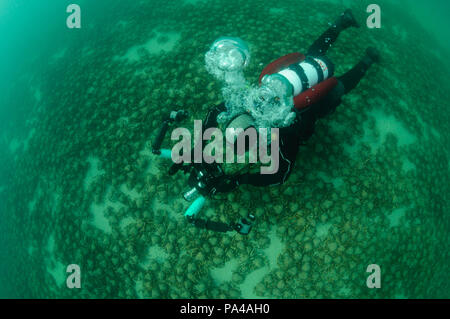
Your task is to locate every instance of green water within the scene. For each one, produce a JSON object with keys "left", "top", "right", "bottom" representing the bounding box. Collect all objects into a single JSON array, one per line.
[{"left": 0, "top": 0, "right": 449, "bottom": 299}]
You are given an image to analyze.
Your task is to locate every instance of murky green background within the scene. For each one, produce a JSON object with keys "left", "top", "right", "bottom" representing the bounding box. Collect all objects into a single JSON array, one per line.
[{"left": 0, "top": 0, "right": 448, "bottom": 298}]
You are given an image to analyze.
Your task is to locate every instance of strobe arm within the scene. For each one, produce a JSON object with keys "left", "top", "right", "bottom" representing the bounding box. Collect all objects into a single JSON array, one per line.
[
  {"left": 186, "top": 213, "right": 256, "bottom": 235},
  {"left": 152, "top": 110, "right": 188, "bottom": 155},
  {"left": 152, "top": 120, "right": 170, "bottom": 155},
  {"left": 186, "top": 215, "right": 234, "bottom": 233}
]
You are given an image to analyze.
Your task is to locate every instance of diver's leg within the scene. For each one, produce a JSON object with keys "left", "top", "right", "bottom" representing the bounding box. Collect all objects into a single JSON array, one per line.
[
  {"left": 304, "top": 81, "right": 345, "bottom": 120},
  {"left": 304, "top": 47, "right": 380, "bottom": 118},
  {"left": 302, "top": 47, "right": 380, "bottom": 125},
  {"left": 307, "top": 9, "right": 360, "bottom": 56},
  {"left": 296, "top": 107, "right": 317, "bottom": 142},
  {"left": 338, "top": 47, "right": 380, "bottom": 94}
]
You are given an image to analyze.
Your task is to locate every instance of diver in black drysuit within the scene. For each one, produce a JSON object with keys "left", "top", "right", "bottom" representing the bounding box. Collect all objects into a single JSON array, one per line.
[{"left": 205, "top": 9, "right": 381, "bottom": 193}]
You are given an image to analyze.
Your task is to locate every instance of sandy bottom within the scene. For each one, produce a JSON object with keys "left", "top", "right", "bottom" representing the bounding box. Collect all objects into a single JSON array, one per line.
[
  {"left": 210, "top": 259, "right": 239, "bottom": 285},
  {"left": 412, "top": 109, "right": 441, "bottom": 141},
  {"left": 116, "top": 31, "right": 181, "bottom": 62},
  {"left": 237, "top": 228, "right": 284, "bottom": 298},
  {"left": 90, "top": 186, "right": 126, "bottom": 233},
  {"left": 135, "top": 280, "right": 146, "bottom": 298},
  {"left": 9, "top": 139, "right": 21, "bottom": 153},
  {"left": 341, "top": 108, "right": 420, "bottom": 180},
  {"left": 33, "top": 87, "right": 42, "bottom": 102},
  {"left": 85, "top": 151, "right": 185, "bottom": 233},
  {"left": 120, "top": 184, "right": 141, "bottom": 201},
  {"left": 50, "top": 188, "right": 62, "bottom": 218},
  {"left": 28, "top": 182, "right": 43, "bottom": 215},
  {"left": 338, "top": 286, "right": 352, "bottom": 297},
  {"left": 84, "top": 156, "right": 105, "bottom": 191},
  {"left": 140, "top": 245, "right": 169, "bottom": 268},
  {"left": 184, "top": 0, "right": 205, "bottom": 5},
  {"left": 81, "top": 47, "right": 96, "bottom": 57},
  {"left": 345, "top": 109, "right": 417, "bottom": 156},
  {"left": 315, "top": 222, "right": 333, "bottom": 238},
  {"left": 23, "top": 128, "right": 35, "bottom": 151},
  {"left": 387, "top": 207, "right": 408, "bottom": 228},
  {"left": 208, "top": 228, "right": 285, "bottom": 298},
  {"left": 89, "top": 205, "right": 112, "bottom": 233},
  {"left": 269, "top": 8, "right": 287, "bottom": 15},
  {"left": 140, "top": 147, "right": 160, "bottom": 175},
  {"left": 51, "top": 48, "right": 67, "bottom": 61},
  {"left": 402, "top": 158, "right": 416, "bottom": 172},
  {"left": 119, "top": 216, "right": 136, "bottom": 230},
  {"left": 135, "top": 245, "right": 170, "bottom": 298},
  {"left": 369, "top": 109, "right": 416, "bottom": 147},
  {"left": 8, "top": 127, "right": 36, "bottom": 154},
  {"left": 240, "top": 229, "right": 284, "bottom": 298},
  {"left": 317, "top": 171, "right": 345, "bottom": 188},
  {"left": 45, "top": 233, "right": 66, "bottom": 287},
  {"left": 27, "top": 244, "right": 35, "bottom": 256},
  {"left": 84, "top": 150, "right": 185, "bottom": 234}
]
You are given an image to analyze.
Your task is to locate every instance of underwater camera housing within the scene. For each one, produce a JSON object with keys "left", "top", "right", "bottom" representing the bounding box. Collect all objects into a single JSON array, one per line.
[
  {"left": 154, "top": 110, "right": 256, "bottom": 235},
  {"left": 182, "top": 162, "right": 225, "bottom": 202}
]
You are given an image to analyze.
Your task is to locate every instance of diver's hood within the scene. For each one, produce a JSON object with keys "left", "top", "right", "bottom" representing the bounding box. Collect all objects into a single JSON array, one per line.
[
  {"left": 225, "top": 113, "right": 255, "bottom": 137},
  {"left": 219, "top": 112, "right": 257, "bottom": 176},
  {"left": 223, "top": 112, "right": 257, "bottom": 151},
  {"left": 206, "top": 36, "right": 296, "bottom": 130},
  {"left": 221, "top": 116, "right": 256, "bottom": 176},
  {"left": 209, "top": 37, "right": 250, "bottom": 72},
  {"left": 205, "top": 36, "right": 250, "bottom": 85}
]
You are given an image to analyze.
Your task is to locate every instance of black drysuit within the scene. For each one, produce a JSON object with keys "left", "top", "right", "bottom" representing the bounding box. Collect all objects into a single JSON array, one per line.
[{"left": 205, "top": 20, "right": 374, "bottom": 190}]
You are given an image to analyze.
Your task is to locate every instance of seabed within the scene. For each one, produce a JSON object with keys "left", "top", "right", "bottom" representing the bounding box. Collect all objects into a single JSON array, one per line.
[{"left": 0, "top": 0, "right": 448, "bottom": 298}]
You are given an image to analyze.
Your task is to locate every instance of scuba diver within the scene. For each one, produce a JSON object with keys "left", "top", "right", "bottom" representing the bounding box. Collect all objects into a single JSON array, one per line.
[
  {"left": 153, "top": 9, "right": 380, "bottom": 234},
  {"left": 204, "top": 9, "right": 380, "bottom": 192}
]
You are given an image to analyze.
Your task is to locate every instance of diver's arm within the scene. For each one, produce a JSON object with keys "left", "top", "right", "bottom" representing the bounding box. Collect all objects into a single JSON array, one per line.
[
  {"left": 215, "top": 125, "right": 300, "bottom": 191},
  {"left": 235, "top": 125, "right": 301, "bottom": 187},
  {"left": 212, "top": 158, "right": 294, "bottom": 193},
  {"left": 236, "top": 146, "right": 294, "bottom": 187}
]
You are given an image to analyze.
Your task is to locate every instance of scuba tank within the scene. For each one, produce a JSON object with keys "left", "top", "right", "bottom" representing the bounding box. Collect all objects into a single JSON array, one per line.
[{"left": 259, "top": 52, "right": 338, "bottom": 110}]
